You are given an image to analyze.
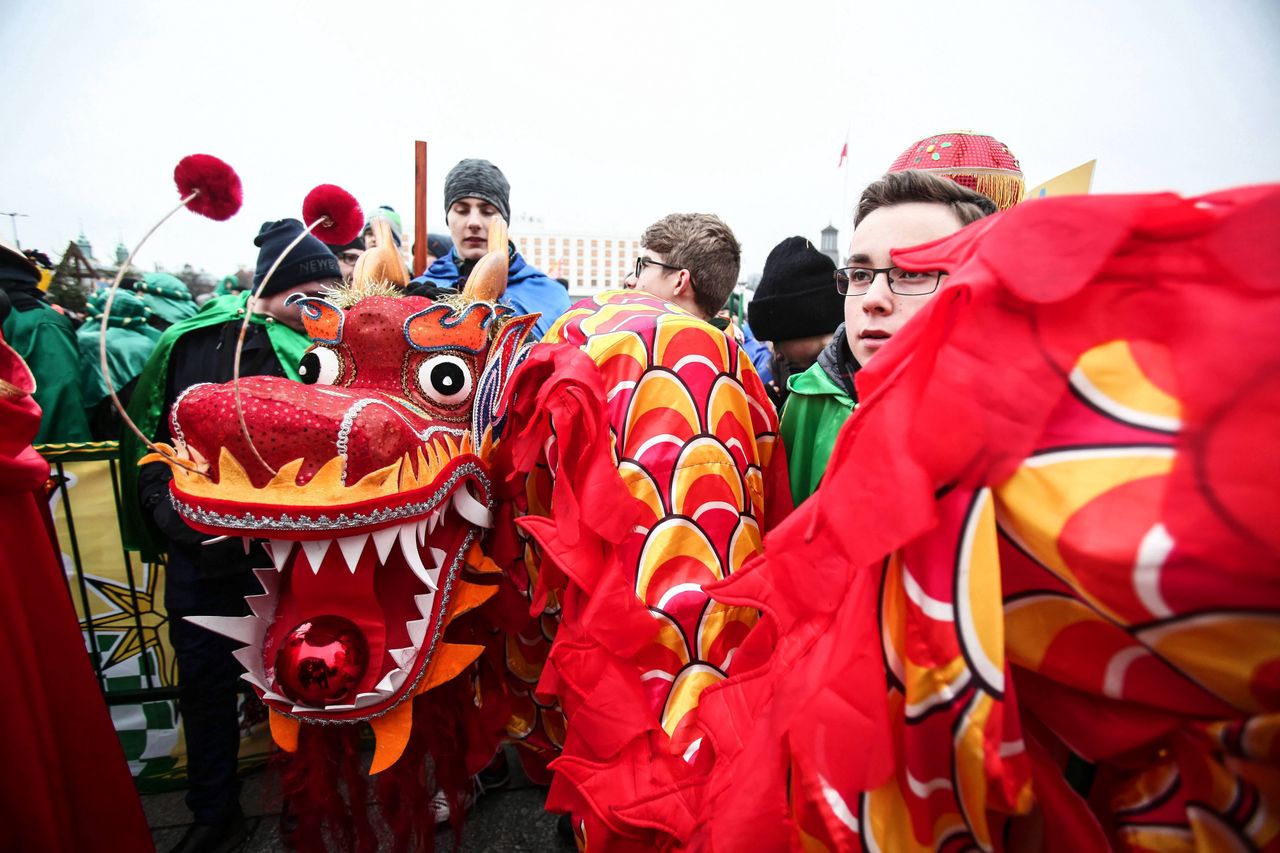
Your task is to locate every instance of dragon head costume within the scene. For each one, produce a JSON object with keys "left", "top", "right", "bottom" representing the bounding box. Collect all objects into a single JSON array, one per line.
[{"left": 143, "top": 223, "right": 534, "bottom": 836}]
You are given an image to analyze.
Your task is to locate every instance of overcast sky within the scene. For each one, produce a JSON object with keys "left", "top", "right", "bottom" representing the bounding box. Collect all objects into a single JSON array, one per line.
[{"left": 2, "top": 0, "right": 1277, "bottom": 279}]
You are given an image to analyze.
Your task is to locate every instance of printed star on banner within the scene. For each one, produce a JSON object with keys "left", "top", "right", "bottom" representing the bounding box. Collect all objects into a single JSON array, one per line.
[{"left": 81, "top": 563, "right": 175, "bottom": 686}]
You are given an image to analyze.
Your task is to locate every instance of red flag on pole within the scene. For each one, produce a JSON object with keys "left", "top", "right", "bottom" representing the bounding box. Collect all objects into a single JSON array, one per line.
[{"left": 837, "top": 140, "right": 848, "bottom": 168}]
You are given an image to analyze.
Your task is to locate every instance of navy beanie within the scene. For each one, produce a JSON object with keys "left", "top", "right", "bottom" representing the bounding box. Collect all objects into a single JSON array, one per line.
[
  {"left": 444, "top": 159, "right": 511, "bottom": 223},
  {"left": 427, "top": 232, "right": 453, "bottom": 259},
  {"left": 253, "top": 220, "right": 342, "bottom": 296},
  {"left": 748, "top": 236, "right": 844, "bottom": 342}
]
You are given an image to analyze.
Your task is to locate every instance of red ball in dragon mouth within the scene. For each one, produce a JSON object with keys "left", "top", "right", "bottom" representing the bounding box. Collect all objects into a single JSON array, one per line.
[{"left": 274, "top": 616, "right": 368, "bottom": 706}]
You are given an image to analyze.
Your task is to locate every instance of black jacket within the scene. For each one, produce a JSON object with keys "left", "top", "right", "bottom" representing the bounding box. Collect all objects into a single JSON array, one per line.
[{"left": 137, "top": 320, "right": 283, "bottom": 595}]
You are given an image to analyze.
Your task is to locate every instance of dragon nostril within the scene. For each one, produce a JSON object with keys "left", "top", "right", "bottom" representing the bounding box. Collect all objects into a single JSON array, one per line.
[{"left": 274, "top": 615, "right": 368, "bottom": 706}]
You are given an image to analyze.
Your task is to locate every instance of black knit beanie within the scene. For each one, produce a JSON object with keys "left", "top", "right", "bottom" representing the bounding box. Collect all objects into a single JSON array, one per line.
[
  {"left": 748, "top": 236, "right": 844, "bottom": 342},
  {"left": 332, "top": 234, "right": 366, "bottom": 254},
  {"left": 253, "top": 220, "right": 341, "bottom": 296},
  {"left": 444, "top": 159, "right": 511, "bottom": 223}
]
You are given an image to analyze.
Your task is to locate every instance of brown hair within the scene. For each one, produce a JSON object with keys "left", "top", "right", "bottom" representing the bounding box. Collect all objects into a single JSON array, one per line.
[
  {"left": 854, "top": 170, "right": 998, "bottom": 228},
  {"left": 641, "top": 213, "right": 741, "bottom": 318}
]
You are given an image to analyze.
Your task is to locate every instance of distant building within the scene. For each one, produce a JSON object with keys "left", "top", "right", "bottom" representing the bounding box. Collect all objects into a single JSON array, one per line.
[
  {"left": 76, "top": 232, "right": 96, "bottom": 263},
  {"left": 511, "top": 220, "right": 642, "bottom": 298},
  {"left": 820, "top": 223, "right": 841, "bottom": 265}
]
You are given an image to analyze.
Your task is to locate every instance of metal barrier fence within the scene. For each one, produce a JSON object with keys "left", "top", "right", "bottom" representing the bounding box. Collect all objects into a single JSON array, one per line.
[
  {"left": 39, "top": 440, "right": 175, "bottom": 704},
  {"left": 38, "top": 440, "right": 273, "bottom": 788}
]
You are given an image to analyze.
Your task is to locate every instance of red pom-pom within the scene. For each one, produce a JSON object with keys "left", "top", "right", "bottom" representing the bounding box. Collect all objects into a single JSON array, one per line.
[
  {"left": 302, "top": 185, "right": 363, "bottom": 245},
  {"left": 174, "top": 154, "right": 243, "bottom": 221}
]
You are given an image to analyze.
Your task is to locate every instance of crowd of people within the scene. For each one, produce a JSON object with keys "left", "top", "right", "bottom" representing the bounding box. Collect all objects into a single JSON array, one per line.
[
  {"left": 3, "top": 131, "right": 1022, "bottom": 850},
  {"left": 4, "top": 126, "right": 1271, "bottom": 853}
]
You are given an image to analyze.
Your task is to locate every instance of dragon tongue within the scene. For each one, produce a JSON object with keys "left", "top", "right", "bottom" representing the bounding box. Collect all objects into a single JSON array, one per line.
[{"left": 270, "top": 540, "right": 386, "bottom": 698}]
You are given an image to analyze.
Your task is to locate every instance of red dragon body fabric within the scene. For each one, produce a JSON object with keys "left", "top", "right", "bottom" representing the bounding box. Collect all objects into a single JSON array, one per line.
[
  {"left": 1, "top": 327, "right": 153, "bottom": 852},
  {"left": 685, "top": 186, "right": 1280, "bottom": 851},
  {"left": 487, "top": 290, "right": 794, "bottom": 849}
]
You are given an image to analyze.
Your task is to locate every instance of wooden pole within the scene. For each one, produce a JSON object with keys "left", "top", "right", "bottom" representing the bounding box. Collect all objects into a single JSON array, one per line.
[{"left": 413, "top": 140, "right": 428, "bottom": 276}]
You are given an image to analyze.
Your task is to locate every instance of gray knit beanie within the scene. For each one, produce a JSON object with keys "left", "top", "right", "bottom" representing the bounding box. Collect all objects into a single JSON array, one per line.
[{"left": 444, "top": 159, "right": 511, "bottom": 223}]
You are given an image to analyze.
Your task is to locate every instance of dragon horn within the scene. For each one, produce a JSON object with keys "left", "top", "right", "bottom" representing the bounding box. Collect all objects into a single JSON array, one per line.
[
  {"left": 353, "top": 219, "right": 409, "bottom": 288},
  {"left": 460, "top": 218, "right": 509, "bottom": 303}
]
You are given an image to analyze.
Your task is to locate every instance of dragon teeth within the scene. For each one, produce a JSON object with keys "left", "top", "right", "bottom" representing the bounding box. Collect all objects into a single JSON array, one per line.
[
  {"left": 268, "top": 540, "right": 295, "bottom": 572},
  {"left": 399, "top": 523, "right": 434, "bottom": 589},
  {"left": 354, "top": 692, "right": 383, "bottom": 708},
  {"left": 337, "top": 533, "right": 369, "bottom": 573},
  {"left": 414, "top": 593, "right": 434, "bottom": 619},
  {"left": 241, "top": 671, "right": 268, "bottom": 691},
  {"left": 406, "top": 617, "right": 428, "bottom": 648},
  {"left": 371, "top": 526, "right": 399, "bottom": 564},
  {"left": 245, "top": 594, "right": 275, "bottom": 621},
  {"left": 373, "top": 668, "right": 408, "bottom": 694},
  {"left": 388, "top": 646, "right": 417, "bottom": 670},
  {"left": 252, "top": 567, "right": 280, "bottom": 596},
  {"left": 232, "top": 645, "right": 268, "bottom": 685},
  {"left": 249, "top": 568, "right": 280, "bottom": 620},
  {"left": 185, "top": 614, "right": 266, "bottom": 646},
  {"left": 452, "top": 486, "right": 493, "bottom": 528},
  {"left": 257, "top": 514, "right": 448, "bottom": 580},
  {"left": 301, "top": 539, "right": 331, "bottom": 574}
]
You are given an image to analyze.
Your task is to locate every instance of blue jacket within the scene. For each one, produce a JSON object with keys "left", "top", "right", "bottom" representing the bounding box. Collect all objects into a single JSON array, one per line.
[
  {"left": 411, "top": 245, "right": 571, "bottom": 339},
  {"left": 739, "top": 319, "right": 774, "bottom": 385}
]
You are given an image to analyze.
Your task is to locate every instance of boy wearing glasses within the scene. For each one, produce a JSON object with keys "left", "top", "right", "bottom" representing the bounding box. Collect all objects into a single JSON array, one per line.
[
  {"left": 331, "top": 234, "right": 365, "bottom": 281},
  {"left": 623, "top": 212, "right": 741, "bottom": 322},
  {"left": 780, "top": 171, "right": 997, "bottom": 503}
]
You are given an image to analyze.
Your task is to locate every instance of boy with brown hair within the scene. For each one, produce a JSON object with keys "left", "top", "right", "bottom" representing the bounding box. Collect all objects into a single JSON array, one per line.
[{"left": 624, "top": 212, "right": 741, "bottom": 320}]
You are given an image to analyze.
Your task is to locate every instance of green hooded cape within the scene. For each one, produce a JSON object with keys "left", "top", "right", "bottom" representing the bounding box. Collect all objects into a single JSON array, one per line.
[
  {"left": 118, "top": 292, "right": 310, "bottom": 558},
  {"left": 76, "top": 290, "right": 161, "bottom": 409},
  {"left": 3, "top": 304, "right": 93, "bottom": 444},
  {"left": 134, "top": 272, "right": 198, "bottom": 326}
]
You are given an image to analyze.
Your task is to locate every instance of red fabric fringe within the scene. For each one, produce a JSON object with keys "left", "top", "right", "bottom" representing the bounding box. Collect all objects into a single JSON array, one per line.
[
  {"left": 277, "top": 676, "right": 490, "bottom": 853},
  {"left": 279, "top": 725, "right": 376, "bottom": 853}
]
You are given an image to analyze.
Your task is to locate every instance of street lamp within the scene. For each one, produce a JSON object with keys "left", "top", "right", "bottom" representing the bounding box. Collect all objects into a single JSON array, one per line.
[{"left": 0, "top": 211, "right": 29, "bottom": 249}]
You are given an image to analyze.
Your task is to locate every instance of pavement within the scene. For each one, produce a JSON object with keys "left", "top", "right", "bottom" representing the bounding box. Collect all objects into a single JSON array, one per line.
[{"left": 143, "top": 745, "right": 574, "bottom": 852}]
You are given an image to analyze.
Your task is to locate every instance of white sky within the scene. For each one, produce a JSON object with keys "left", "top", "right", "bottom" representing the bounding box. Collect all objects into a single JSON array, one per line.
[{"left": 2, "top": 0, "right": 1277, "bottom": 279}]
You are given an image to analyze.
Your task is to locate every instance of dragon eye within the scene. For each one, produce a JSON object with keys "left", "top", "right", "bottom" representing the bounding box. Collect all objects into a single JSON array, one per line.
[
  {"left": 298, "top": 347, "right": 341, "bottom": 385},
  {"left": 416, "top": 355, "right": 473, "bottom": 405}
]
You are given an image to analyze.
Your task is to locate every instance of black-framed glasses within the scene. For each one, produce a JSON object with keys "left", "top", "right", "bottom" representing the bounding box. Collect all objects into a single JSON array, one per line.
[
  {"left": 634, "top": 256, "right": 685, "bottom": 279},
  {"left": 834, "top": 266, "right": 945, "bottom": 296}
]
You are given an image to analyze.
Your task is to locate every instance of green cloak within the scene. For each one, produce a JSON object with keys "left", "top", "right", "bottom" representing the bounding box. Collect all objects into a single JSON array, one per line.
[
  {"left": 2, "top": 304, "right": 93, "bottom": 444},
  {"left": 75, "top": 290, "right": 161, "bottom": 409},
  {"left": 134, "top": 272, "right": 198, "bottom": 326},
  {"left": 118, "top": 292, "right": 310, "bottom": 558}
]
